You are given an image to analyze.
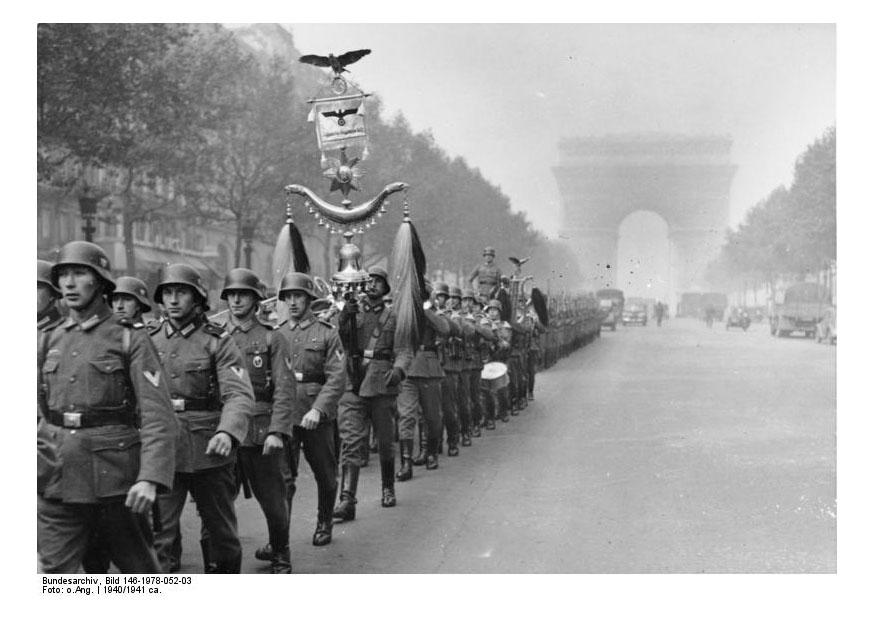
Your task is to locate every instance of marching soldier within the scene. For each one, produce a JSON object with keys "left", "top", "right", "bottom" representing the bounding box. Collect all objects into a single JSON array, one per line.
[
  {"left": 37, "top": 241, "right": 178, "bottom": 573},
  {"left": 150, "top": 263, "right": 254, "bottom": 574},
  {"left": 482, "top": 299, "right": 512, "bottom": 424},
  {"left": 522, "top": 302, "right": 544, "bottom": 401},
  {"left": 396, "top": 281, "right": 453, "bottom": 474},
  {"left": 333, "top": 266, "right": 411, "bottom": 520},
  {"left": 433, "top": 282, "right": 462, "bottom": 456},
  {"left": 467, "top": 247, "right": 503, "bottom": 299},
  {"left": 447, "top": 286, "right": 474, "bottom": 447},
  {"left": 37, "top": 260, "right": 64, "bottom": 333},
  {"left": 111, "top": 276, "right": 152, "bottom": 326},
  {"left": 509, "top": 303, "right": 529, "bottom": 414},
  {"left": 216, "top": 268, "right": 295, "bottom": 574},
  {"left": 461, "top": 289, "right": 495, "bottom": 437},
  {"left": 276, "top": 272, "right": 346, "bottom": 547}
]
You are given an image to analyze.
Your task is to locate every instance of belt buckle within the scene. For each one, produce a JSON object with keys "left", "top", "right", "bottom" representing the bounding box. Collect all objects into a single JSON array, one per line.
[
  {"left": 63, "top": 412, "right": 83, "bottom": 428},
  {"left": 171, "top": 398, "right": 185, "bottom": 412},
  {"left": 294, "top": 372, "right": 303, "bottom": 382},
  {"left": 363, "top": 349, "right": 373, "bottom": 359}
]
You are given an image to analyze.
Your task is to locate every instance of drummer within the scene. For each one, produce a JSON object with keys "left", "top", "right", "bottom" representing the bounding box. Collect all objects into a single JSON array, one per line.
[{"left": 481, "top": 299, "right": 512, "bottom": 424}]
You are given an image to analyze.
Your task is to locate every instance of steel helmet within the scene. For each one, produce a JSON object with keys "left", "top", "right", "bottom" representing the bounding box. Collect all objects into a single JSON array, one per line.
[
  {"left": 487, "top": 299, "right": 503, "bottom": 311},
  {"left": 113, "top": 276, "right": 152, "bottom": 312},
  {"left": 154, "top": 264, "right": 208, "bottom": 306},
  {"left": 449, "top": 286, "right": 462, "bottom": 299},
  {"left": 220, "top": 268, "right": 265, "bottom": 300},
  {"left": 51, "top": 241, "right": 115, "bottom": 293},
  {"left": 279, "top": 272, "right": 318, "bottom": 299},
  {"left": 434, "top": 282, "right": 450, "bottom": 297},
  {"left": 37, "top": 260, "right": 61, "bottom": 297},
  {"left": 367, "top": 266, "right": 391, "bottom": 293},
  {"left": 461, "top": 288, "right": 477, "bottom": 301},
  {"left": 483, "top": 246, "right": 496, "bottom": 256}
]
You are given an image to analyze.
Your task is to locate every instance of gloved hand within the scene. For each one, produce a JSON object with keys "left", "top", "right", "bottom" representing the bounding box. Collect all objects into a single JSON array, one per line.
[{"left": 384, "top": 366, "right": 406, "bottom": 388}]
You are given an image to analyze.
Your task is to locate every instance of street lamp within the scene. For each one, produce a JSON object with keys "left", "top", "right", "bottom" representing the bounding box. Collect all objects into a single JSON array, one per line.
[
  {"left": 241, "top": 220, "right": 256, "bottom": 269},
  {"left": 78, "top": 187, "right": 98, "bottom": 242}
]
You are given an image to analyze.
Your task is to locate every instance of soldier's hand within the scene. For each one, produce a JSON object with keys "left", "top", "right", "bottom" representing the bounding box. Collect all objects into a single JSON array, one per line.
[
  {"left": 206, "top": 431, "right": 233, "bottom": 457},
  {"left": 262, "top": 433, "right": 284, "bottom": 456},
  {"left": 125, "top": 481, "right": 157, "bottom": 515},
  {"left": 300, "top": 408, "right": 322, "bottom": 430},
  {"left": 384, "top": 367, "right": 405, "bottom": 388}
]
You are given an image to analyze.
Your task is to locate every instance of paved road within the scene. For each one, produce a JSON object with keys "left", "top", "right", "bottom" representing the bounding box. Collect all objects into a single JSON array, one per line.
[{"left": 176, "top": 318, "right": 836, "bottom": 573}]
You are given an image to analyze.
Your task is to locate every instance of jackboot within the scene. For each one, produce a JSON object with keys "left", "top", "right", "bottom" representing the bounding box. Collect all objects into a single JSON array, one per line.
[
  {"left": 426, "top": 437, "right": 439, "bottom": 469},
  {"left": 270, "top": 547, "right": 292, "bottom": 574},
  {"left": 395, "top": 439, "right": 413, "bottom": 482},
  {"left": 461, "top": 433, "right": 472, "bottom": 447},
  {"left": 313, "top": 520, "right": 333, "bottom": 546},
  {"left": 380, "top": 459, "right": 396, "bottom": 507},
  {"left": 201, "top": 538, "right": 218, "bottom": 574},
  {"left": 332, "top": 464, "right": 359, "bottom": 522},
  {"left": 254, "top": 543, "right": 273, "bottom": 562},
  {"left": 447, "top": 441, "right": 460, "bottom": 457},
  {"left": 471, "top": 424, "right": 481, "bottom": 438},
  {"left": 412, "top": 428, "right": 428, "bottom": 466}
]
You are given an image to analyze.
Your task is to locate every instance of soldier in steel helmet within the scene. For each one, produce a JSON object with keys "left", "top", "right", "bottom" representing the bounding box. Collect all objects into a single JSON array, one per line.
[
  {"left": 396, "top": 280, "right": 453, "bottom": 474},
  {"left": 430, "top": 282, "right": 463, "bottom": 457},
  {"left": 467, "top": 246, "right": 503, "bottom": 299},
  {"left": 460, "top": 289, "right": 495, "bottom": 438},
  {"left": 111, "top": 276, "right": 153, "bottom": 327},
  {"left": 37, "top": 260, "right": 65, "bottom": 334},
  {"left": 276, "top": 272, "right": 346, "bottom": 547},
  {"left": 445, "top": 285, "right": 476, "bottom": 448},
  {"left": 215, "top": 268, "right": 296, "bottom": 573},
  {"left": 37, "top": 241, "right": 178, "bottom": 573},
  {"left": 483, "top": 299, "right": 512, "bottom": 423},
  {"left": 149, "top": 263, "right": 255, "bottom": 573},
  {"left": 333, "top": 266, "right": 411, "bottom": 521}
]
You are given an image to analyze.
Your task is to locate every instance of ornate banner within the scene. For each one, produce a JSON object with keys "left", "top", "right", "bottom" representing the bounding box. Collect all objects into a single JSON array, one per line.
[{"left": 308, "top": 94, "right": 367, "bottom": 153}]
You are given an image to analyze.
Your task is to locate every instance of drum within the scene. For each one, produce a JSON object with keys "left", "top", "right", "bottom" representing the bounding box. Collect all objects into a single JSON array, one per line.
[{"left": 480, "top": 361, "right": 509, "bottom": 391}]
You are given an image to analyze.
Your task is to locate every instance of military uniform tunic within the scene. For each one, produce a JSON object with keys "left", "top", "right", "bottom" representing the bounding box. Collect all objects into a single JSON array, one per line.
[
  {"left": 468, "top": 262, "right": 503, "bottom": 298},
  {"left": 277, "top": 312, "right": 346, "bottom": 524},
  {"left": 337, "top": 300, "right": 411, "bottom": 467},
  {"left": 219, "top": 314, "right": 296, "bottom": 556},
  {"left": 37, "top": 304, "right": 178, "bottom": 573},
  {"left": 149, "top": 314, "right": 254, "bottom": 573}
]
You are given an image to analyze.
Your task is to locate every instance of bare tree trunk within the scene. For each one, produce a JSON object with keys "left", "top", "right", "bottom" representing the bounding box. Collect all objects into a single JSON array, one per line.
[
  {"left": 233, "top": 217, "right": 242, "bottom": 268},
  {"left": 122, "top": 168, "right": 137, "bottom": 275}
]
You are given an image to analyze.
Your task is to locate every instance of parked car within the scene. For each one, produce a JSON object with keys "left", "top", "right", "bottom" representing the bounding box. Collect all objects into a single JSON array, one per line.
[
  {"left": 598, "top": 298, "right": 619, "bottom": 331},
  {"left": 622, "top": 304, "right": 647, "bottom": 326},
  {"left": 815, "top": 306, "right": 836, "bottom": 344}
]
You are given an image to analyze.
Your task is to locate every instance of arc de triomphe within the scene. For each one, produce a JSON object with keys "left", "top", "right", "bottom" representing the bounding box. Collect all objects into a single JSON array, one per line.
[{"left": 552, "top": 135, "right": 736, "bottom": 307}]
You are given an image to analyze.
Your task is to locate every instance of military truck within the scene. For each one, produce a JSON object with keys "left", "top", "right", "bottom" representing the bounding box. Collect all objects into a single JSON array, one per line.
[
  {"left": 595, "top": 288, "right": 624, "bottom": 331},
  {"left": 770, "top": 282, "right": 831, "bottom": 338}
]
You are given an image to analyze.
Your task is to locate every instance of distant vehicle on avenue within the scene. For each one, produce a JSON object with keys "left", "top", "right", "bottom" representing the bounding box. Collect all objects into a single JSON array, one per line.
[
  {"left": 622, "top": 303, "right": 648, "bottom": 326},
  {"left": 770, "top": 282, "right": 831, "bottom": 338},
  {"left": 725, "top": 306, "right": 751, "bottom": 331},
  {"left": 596, "top": 288, "right": 625, "bottom": 331},
  {"left": 815, "top": 305, "right": 837, "bottom": 344}
]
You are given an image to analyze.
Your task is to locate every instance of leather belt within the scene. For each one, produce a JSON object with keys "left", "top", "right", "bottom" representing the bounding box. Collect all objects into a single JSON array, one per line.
[
  {"left": 294, "top": 371, "right": 326, "bottom": 384},
  {"left": 48, "top": 410, "right": 135, "bottom": 429},
  {"left": 419, "top": 345, "right": 438, "bottom": 353},
  {"left": 363, "top": 349, "right": 393, "bottom": 361},
  {"left": 170, "top": 397, "right": 215, "bottom": 412}
]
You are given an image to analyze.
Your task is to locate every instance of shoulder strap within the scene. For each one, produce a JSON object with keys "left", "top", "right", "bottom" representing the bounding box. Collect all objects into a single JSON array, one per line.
[{"left": 366, "top": 306, "right": 392, "bottom": 352}]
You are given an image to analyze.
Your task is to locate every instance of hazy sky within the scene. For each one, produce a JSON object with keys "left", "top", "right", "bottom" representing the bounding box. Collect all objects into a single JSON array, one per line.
[{"left": 288, "top": 23, "right": 835, "bottom": 240}]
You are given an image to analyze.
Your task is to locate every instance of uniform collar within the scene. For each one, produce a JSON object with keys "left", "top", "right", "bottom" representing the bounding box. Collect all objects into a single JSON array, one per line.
[
  {"left": 363, "top": 299, "right": 384, "bottom": 314},
  {"left": 227, "top": 314, "right": 256, "bottom": 334},
  {"left": 287, "top": 311, "right": 315, "bottom": 331},
  {"left": 61, "top": 303, "right": 112, "bottom": 332},
  {"left": 165, "top": 314, "right": 202, "bottom": 338}
]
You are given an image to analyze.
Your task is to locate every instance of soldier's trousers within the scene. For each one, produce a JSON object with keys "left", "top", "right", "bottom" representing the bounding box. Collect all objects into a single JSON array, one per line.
[
  {"left": 237, "top": 446, "right": 290, "bottom": 554},
  {"left": 155, "top": 463, "right": 241, "bottom": 573},
  {"left": 38, "top": 496, "right": 162, "bottom": 574},
  {"left": 526, "top": 351, "right": 538, "bottom": 396},
  {"left": 440, "top": 372, "right": 461, "bottom": 444},
  {"left": 508, "top": 356, "right": 524, "bottom": 402},
  {"left": 481, "top": 385, "right": 510, "bottom": 422},
  {"left": 338, "top": 392, "right": 396, "bottom": 467},
  {"left": 290, "top": 423, "right": 338, "bottom": 524},
  {"left": 454, "top": 370, "right": 472, "bottom": 435},
  {"left": 397, "top": 377, "right": 442, "bottom": 454},
  {"left": 464, "top": 369, "right": 483, "bottom": 428}
]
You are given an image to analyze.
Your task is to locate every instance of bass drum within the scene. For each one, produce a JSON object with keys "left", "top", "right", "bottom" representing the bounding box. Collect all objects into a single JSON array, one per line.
[{"left": 481, "top": 361, "right": 509, "bottom": 391}]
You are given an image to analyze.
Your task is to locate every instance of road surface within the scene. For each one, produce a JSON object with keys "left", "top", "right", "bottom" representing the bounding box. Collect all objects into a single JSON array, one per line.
[{"left": 176, "top": 318, "right": 836, "bottom": 573}]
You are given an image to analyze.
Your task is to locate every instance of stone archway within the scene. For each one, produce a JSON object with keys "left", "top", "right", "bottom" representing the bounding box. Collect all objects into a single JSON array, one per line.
[{"left": 552, "top": 135, "right": 736, "bottom": 308}]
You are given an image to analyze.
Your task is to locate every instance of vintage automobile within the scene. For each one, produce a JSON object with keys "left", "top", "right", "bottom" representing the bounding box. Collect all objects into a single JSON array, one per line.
[
  {"left": 599, "top": 298, "right": 619, "bottom": 331},
  {"left": 622, "top": 303, "right": 647, "bottom": 326},
  {"left": 815, "top": 306, "right": 836, "bottom": 344},
  {"left": 771, "top": 282, "right": 830, "bottom": 338},
  {"left": 725, "top": 306, "right": 751, "bottom": 331}
]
